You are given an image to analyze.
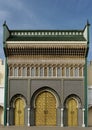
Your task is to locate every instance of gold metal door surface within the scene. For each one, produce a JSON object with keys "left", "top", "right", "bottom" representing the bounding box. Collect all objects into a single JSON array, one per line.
[
  {"left": 35, "top": 91, "right": 56, "bottom": 126},
  {"left": 68, "top": 98, "right": 78, "bottom": 126},
  {"left": 15, "top": 98, "right": 24, "bottom": 126}
]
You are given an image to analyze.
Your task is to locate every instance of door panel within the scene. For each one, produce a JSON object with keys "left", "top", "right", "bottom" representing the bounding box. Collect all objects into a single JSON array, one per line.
[
  {"left": 35, "top": 93, "right": 46, "bottom": 125},
  {"left": 15, "top": 98, "right": 24, "bottom": 126},
  {"left": 68, "top": 98, "right": 78, "bottom": 126},
  {"left": 35, "top": 91, "right": 56, "bottom": 126}
]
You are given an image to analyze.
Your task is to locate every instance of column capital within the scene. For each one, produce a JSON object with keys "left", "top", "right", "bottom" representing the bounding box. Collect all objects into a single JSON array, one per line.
[
  {"left": 61, "top": 108, "right": 64, "bottom": 111},
  {"left": 7, "top": 107, "right": 10, "bottom": 110},
  {"left": 27, "top": 108, "right": 30, "bottom": 111},
  {"left": 82, "top": 108, "right": 85, "bottom": 111}
]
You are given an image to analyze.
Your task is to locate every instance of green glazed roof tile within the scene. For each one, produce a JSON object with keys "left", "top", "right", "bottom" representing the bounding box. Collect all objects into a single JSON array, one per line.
[
  {"left": 6, "top": 30, "right": 86, "bottom": 42},
  {"left": 7, "top": 35, "right": 86, "bottom": 41}
]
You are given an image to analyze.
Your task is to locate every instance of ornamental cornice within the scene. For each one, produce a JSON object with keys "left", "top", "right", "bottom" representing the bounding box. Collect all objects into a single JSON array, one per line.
[
  {"left": 7, "top": 43, "right": 87, "bottom": 49},
  {"left": 8, "top": 57, "right": 85, "bottom": 65},
  {"left": 6, "top": 41, "right": 87, "bottom": 44}
]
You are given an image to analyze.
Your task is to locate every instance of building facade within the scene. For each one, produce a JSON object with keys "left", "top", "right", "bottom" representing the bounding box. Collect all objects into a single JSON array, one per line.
[
  {"left": 0, "top": 59, "right": 5, "bottom": 125},
  {"left": 87, "top": 61, "right": 92, "bottom": 127},
  {"left": 3, "top": 22, "right": 90, "bottom": 127}
]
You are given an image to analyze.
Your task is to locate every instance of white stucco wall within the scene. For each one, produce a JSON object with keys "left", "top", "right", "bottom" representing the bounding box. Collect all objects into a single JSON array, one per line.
[
  {"left": 0, "top": 59, "right": 4, "bottom": 107},
  {"left": 0, "top": 87, "right": 4, "bottom": 106},
  {"left": 0, "top": 59, "right": 5, "bottom": 86},
  {"left": 88, "top": 86, "right": 92, "bottom": 106}
]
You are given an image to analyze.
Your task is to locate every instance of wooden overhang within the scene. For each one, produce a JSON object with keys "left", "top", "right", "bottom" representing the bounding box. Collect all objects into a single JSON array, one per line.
[
  {"left": 6, "top": 43, "right": 87, "bottom": 57},
  {"left": 3, "top": 22, "right": 89, "bottom": 57}
]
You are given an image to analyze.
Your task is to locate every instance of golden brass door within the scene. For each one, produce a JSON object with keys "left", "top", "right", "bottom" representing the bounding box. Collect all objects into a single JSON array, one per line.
[
  {"left": 68, "top": 98, "right": 78, "bottom": 126},
  {"left": 15, "top": 98, "right": 24, "bottom": 126},
  {"left": 35, "top": 91, "right": 56, "bottom": 126}
]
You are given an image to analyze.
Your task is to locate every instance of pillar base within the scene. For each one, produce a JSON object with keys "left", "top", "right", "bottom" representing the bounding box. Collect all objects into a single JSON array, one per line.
[
  {"left": 7, "top": 123, "right": 9, "bottom": 126},
  {"left": 82, "top": 124, "right": 85, "bottom": 127},
  {"left": 61, "top": 124, "right": 63, "bottom": 127},
  {"left": 27, "top": 123, "right": 30, "bottom": 127}
]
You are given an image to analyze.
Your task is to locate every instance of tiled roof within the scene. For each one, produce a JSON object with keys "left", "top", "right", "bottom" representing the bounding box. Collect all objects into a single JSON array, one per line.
[{"left": 7, "top": 30, "right": 86, "bottom": 41}]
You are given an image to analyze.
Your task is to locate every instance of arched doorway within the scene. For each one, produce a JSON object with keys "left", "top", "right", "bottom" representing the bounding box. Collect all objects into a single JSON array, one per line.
[
  {"left": 88, "top": 106, "right": 92, "bottom": 127},
  {"left": 67, "top": 98, "right": 78, "bottom": 126},
  {"left": 35, "top": 91, "right": 56, "bottom": 126},
  {"left": 64, "top": 95, "right": 82, "bottom": 127},
  {"left": 14, "top": 98, "right": 25, "bottom": 126},
  {"left": 0, "top": 106, "right": 3, "bottom": 125}
]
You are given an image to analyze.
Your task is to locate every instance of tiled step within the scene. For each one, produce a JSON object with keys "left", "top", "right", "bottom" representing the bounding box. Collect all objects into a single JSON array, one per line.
[{"left": 0, "top": 126, "right": 92, "bottom": 130}]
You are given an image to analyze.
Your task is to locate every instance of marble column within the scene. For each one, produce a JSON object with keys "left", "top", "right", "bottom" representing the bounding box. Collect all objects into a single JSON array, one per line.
[
  {"left": 27, "top": 107, "right": 30, "bottom": 126},
  {"left": 6, "top": 107, "right": 9, "bottom": 126},
  {"left": 82, "top": 108, "right": 85, "bottom": 127},
  {"left": 61, "top": 108, "right": 64, "bottom": 127}
]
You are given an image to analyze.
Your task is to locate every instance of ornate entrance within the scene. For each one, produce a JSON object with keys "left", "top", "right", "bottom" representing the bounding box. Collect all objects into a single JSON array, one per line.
[
  {"left": 67, "top": 98, "right": 78, "bottom": 126},
  {"left": 35, "top": 91, "right": 56, "bottom": 126},
  {"left": 14, "top": 98, "right": 25, "bottom": 126}
]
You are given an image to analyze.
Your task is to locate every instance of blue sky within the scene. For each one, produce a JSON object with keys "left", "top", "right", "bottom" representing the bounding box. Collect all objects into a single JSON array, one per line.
[{"left": 0, "top": 0, "right": 92, "bottom": 60}]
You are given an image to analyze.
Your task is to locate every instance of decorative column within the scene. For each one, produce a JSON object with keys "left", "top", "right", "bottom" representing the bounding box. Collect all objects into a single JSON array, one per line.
[
  {"left": 61, "top": 108, "right": 64, "bottom": 127},
  {"left": 27, "top": 108, "right": 30, "bottom": 126},
  {"left": 6, "top": 107, "right": 9, "bottom": 126},
  {"left": 82, "top": 108, "right": 85, "bottom": 127}
]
